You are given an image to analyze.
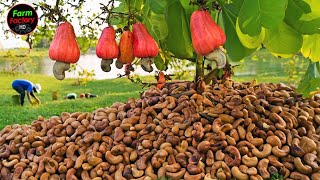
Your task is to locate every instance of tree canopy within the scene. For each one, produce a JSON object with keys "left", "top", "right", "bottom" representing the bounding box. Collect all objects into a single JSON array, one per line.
[{"left": 0, "top": 0, "right": 319, "bottom": 96}]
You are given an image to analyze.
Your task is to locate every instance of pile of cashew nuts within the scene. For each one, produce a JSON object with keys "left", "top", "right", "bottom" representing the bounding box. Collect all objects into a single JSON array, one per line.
[{"left": 1, "top": 80, "right": 320, "bottom": 180}]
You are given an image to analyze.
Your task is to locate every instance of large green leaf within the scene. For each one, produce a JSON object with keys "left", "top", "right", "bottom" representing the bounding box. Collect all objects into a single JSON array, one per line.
[
  {"left": 285, "top": 0, "right": 320, "bottom": 34},
  {"left": 297, "top": 61, "right": 320, "bottom": 97},
  {"left": 301, "top": 34, "right": 320, "bottom": 62},
  {"left": 236, "top": 19, "right": 265, "bottom": 49},
  {"left": 142, "top": 6, "right": 168, "bottom": 41},
  {"left": 300, "top": 0, "right": 320, "bottom": 21},
  {"left": 164, "top": 0, "right": 194, "bottom": 59},
  {"left": 219, "top": 0, "right": 255, "bottom": 61},
  {"left": 238, "top": 0, "right": 288, "bottom": 36},
  {"left": 263, "top": 22, "right": 303, "bottom": 58},
  {"left": 147, "top": 0, "right": 167, "bottom": 14}
]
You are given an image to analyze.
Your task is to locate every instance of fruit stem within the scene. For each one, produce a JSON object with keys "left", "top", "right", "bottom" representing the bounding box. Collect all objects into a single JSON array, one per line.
[
  {"left": 195, "top": 55, "right": 204, "bottom": 82},
  {"left": 204, "top": 69, "right": 217, "bottom": 84},
  {"left": 127, "top": 0, "right": 131, "bottom": 27}
]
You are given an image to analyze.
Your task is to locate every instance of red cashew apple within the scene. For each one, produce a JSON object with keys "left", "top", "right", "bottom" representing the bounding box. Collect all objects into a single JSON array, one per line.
[
  {"left": 133, "top": 23, "right": 159, "bottom": 72},
  {"left": 190, "top": 10, "right": 226, "bottom": 69},
  {"left": 96, "top": 26, "right": 119, "bottom": 72},
  {"left": 49, "top": 22, "right": 80, "bottom": 80}
]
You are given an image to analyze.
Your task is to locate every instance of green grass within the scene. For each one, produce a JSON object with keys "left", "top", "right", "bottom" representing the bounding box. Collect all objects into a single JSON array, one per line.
[{"left": 0, "top": 72, "right": 147, "bottom": 128}]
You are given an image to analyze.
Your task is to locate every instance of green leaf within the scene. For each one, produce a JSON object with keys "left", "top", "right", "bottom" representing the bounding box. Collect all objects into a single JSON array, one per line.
[
  {"left": 125, "top": 0, "right": 145, "bottom": 11},
  {"left": 154, "top": 54, "right": 167, "bottom": 70},
  {"left": 284, "top": 0, "right": 320, "bottom": 34},
  {"left": 180, "top": 0, "right": 198, "bottom": 24},
  {"left": 263, "top": 22, "right": 303, "bottom": 58},
  {"left": 218, "top": 0, "right": 256, "bottom": 61},
  {"left": 301, "top": 34, "right": 320, "bottom": 62},
  {"left": 142, "top": 6, "right": 168, "bottom": 41},
  {"left": 236, "top": 19, "right": 265, "bottom": 49},
  {"left": 164, "top": 0, "right": 194, "bottom": 59},
  {"left": 300, "top": 0, "right": 320, "bottom": 21},
  {"left": 297, "top": 61, "right": 320, "bottom": 97},
  {"left": 110, "top": 17, "right": 126, "bottom": 26},
  {"left": 147, "top": 0, "right": 167, "bottom": 14},
  {"left": 238, "top": 0, "right": 288, "bottom": 36}
]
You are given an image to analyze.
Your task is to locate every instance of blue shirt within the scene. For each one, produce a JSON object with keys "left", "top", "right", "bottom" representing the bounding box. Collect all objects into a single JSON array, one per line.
[{"left": 12, "top": 79, "right": 34, "bottom": 92}]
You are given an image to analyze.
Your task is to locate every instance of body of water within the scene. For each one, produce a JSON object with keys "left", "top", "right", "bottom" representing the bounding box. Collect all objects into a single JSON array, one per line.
[
  {"left": 0, "top": 54, "right": 178, "bottom": 79},
  {"left": 0, "top": 49, "right": 309, "bottom": 80}
]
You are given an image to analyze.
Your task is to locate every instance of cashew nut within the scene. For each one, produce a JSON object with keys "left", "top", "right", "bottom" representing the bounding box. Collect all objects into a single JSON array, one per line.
[{"left": 53, "top": 61, "right": 70, "bottom": 80}]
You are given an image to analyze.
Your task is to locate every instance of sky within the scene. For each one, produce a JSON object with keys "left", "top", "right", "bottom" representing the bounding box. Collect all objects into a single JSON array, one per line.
[{"left": 0, "top": 0, "right": 107, "bottom": 49}]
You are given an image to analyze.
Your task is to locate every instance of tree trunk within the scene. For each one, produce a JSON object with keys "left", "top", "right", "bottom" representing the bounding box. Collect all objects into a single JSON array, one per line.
[{"left": 195, "top": 55, "right": 204, "bottom": 82}]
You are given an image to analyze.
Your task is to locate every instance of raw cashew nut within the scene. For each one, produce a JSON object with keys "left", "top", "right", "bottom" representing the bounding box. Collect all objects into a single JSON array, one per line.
[
  {"left": 252, "top": 144, "right": 272, "bottom": 158},
  {"left": 242, "top": 155, "right": 258, "bottom": 167},
  {"left": 165, "top": 163, "right": 181, "bottom": 173},
  {"left": 40, "top": 172, "right": 50, "bottom": 179},
  {"left": 101, "top": 59, "right": 113, "bottom": 72},
  {"left": 268, "top": 155, "right": 283, "bottom": 167},
  {"left": 187, "top": 164, "right": 202, "bottom": 175},
  {"left": 141, "top": 58, "right": 154, "bottom": 72},
  {"left": 53, "top": 61, "right": 70, "bottom": 80},
  {"left": 257, "top": 159, "right": 270, "bottom": 179},
  {"left": 74, "top": 154, "right": 86, "bottom": 169},
  {"left": 43, "top": 157, "right": 58, "bottom": 174},
  {"left": 115, "top": 60, "right": 124, "bottom": 69},
  {"left": 293, "top": 157, "right": 312, "bottom": 174},
  {"left": 66, "top": 168, "right": 78, "bottom": 180},
  {"left": 271, "top": 146, "right": 290, "bottom": 157},
  {"left": 2, "top": 159, "right": 19, "bottom": 167},
  {"left": 151, "top": 149, "right": 168, "bottom": 168},
  {"left": 105, "top": 151, "right": 123, "bottom": 165},
  {"left": 304, "top": 153, "right": 319, "bottom": 169},
  {"left": 266, "top": 135, "right": 282, "bottom": 147},
  {"left": 12, "top": 166, "right": 24, "bottom": 180},
  {"left": 0, "top": 145, "right": 10, "bottom": 159},
  {"left": 269, "top": 113, "right": 286, "bottom": 130},
  {"left": 311, "top": 173, "right": 320, "bottom": 180},
  {"left": 157, "top": 167, "right": 166, "bottom": 178},
  {"left": 115, "top": 164, "right": 126, "bottom": 180},
  {"left": 145, "top": 163, "right": 157, "bottom": 180},
  {"left": 211, "top": 161, "right": 231, "bottom": 179},
  {"left": 224, "top": 145, "right": 241, "bottom": 167},
  {"left": 205, "top": 47, "right": 226, "bottom": 69},
  {"left": 197, "top": 141, "right": 211, "bottom": 154},
  {"left": 299, "top": 136, "right": 317, "bottom": 154},
  {"left": 290, "top": 171, "right": 310, "bottom": 180},
  {"left": 184, "top": 172, "right": 205, "bottom": 180},
  {"left": 166, "top": 168, "right": 186, "bottom": 180},
  {"left": 246, "top": 132, "right": 264, "bottom": 147},
  {"left": 231, "top": 166, "right": 249, "bottom": 180},
  {"left": 246, "top": 167, "right": 258, "bottom": 175},
  {"left": 87, "top": 155, "right": 102, "bottom": 166},
  {"left": 132, "top": 164, "right": 144, "bottom": 178}
]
